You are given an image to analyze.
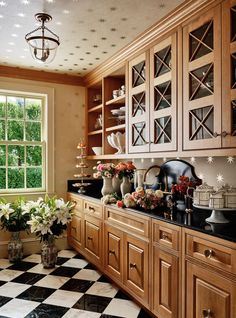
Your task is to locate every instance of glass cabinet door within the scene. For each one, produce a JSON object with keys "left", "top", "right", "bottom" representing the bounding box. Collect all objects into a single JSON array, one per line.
[
  {"left": 222, "top": 0, "right": 236, "bottom": 147},
  {"left": 128, "top": 52, "right": 150, "bottom": 153},
  {"left": 183, "top": 6, "right": 221, "bottom": 150},
  {"left": 150, "top": 33, "right": 177, "bottom": 152}
]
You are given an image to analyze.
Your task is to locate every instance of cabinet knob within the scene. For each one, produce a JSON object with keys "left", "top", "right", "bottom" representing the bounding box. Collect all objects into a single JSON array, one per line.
[
  {"left": 204, "top": 249, "right": 214, "bottom": 258},
  {"left": 87, "top": 236, "right": 93, "bottom": 241},
  {"left": 129, "top": 263, "right": 137, "bottom": 269},
  {"left": 89, "top": 206, "right": 95, "bottom": 212},
  {"left": 202, "top": 309, "right": 212, "bottom": 317},
  {"left": 109, "top": 250, "right": 115, "bottom": 255},
  {"left": 213, "top": 131, "right": 229, "bottom": 138},
  {"left": 161, "top": 233, "right": 168, "bottom": 240}
]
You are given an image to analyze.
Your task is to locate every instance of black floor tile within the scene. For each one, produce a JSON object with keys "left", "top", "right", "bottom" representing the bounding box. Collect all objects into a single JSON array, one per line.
[
  {"left": 73, "top": 294, "right": 112, "bottom": 313},
  {"left": 97, "top": 275, "right": 111, "bottom": 283},
  {"left": 11, "top": 272, "right": 45, "bottom": 285},
  {"left": 50, "top": 266, "right": 80, "bottom": 277},
  {"left": 0, "top": 281, "right": 5, "bottom": 287},
  {"left": 25, "top": 303, "right": 69, "bottom": 318},
  {"left": 0, "top": 296, "right": 11, "bottom": 307},
  {"left": 84, "top": 263, "right": 97, "bottom": 270},
  {"left": 60, "top": 278, "right": 93, "bottom": 293},
  {"left": 114, "top": 290, "right": 132, "bottom": 300},
  {"left": 100, "top": 315, "right": 124, "bottom": 318},
  {"left": 56, "top": 257, "right": 70, "bottom": 266},
  {"left": 72, "top": 253, "right": 85, "bottom": 259},
  {"left": 16, "top": 285, "right": 55, "bottom": 302},
  {"left": 137, "top": 308, "right": 153, "bottom": 318},
  {"left": 8, "top": 261, "right": 37, "bottom": 271}
]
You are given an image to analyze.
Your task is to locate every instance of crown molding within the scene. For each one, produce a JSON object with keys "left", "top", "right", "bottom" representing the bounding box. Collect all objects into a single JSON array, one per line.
[{"left": 0, "top": 65, "right": 85, "bottom": 86}]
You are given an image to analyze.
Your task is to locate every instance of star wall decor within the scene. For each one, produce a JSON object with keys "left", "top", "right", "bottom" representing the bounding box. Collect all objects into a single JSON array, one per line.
[
  {"left": 207, "top": 156, "right": 214, "bottom": 164},
  {"left": 227, "top": 156, "right": 234, "bottom": 164},
  {"left": 190, "top": 157, "right": 196, "bottom": 164},
  {"left": 198, "top": 173, "right": 204, "bottom": 181},
  {"left": 216, "top": 173, "right": 224, "bottom": 183},
  {"left": 162, "top": 157, "right": 167, "bottom": 162}
]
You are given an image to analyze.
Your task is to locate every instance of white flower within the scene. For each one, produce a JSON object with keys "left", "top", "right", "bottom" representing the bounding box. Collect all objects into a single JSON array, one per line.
[
  {"left": 155, "top": 190, "right": 164, "bottom": 198},
  {"left": 0, "top": 203, "right": 14, "bottom": 220}
]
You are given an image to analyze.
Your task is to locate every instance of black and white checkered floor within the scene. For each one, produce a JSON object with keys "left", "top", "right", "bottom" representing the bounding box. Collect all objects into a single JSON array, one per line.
[{"left": 0, "top": 249, "right": 152, "bottom": 318}]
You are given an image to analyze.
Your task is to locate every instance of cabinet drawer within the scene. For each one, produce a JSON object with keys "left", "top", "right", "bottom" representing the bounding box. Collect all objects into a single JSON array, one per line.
[
  {"left": 68, "top": 194, "right": 83, "bottom": 212},
  {"left": 84, "top": 200, "right": 103, "bottom": 218},
  {"left": 105, "top": 206, "right": 150, "bottom": 238},
  {"left": 84, "top": 215, "right": 102, "bottom": 260},
  {"left": 70, "top": 215, "right": 82, "bottom": 244},
  {"left": 186, "top": 234, "right": 236, "bottom": 274},
  {"left": 152, "top": 220, "right": 180, "bottom": 251}
]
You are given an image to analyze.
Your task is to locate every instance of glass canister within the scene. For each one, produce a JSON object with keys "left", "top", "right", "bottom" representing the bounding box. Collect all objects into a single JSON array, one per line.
[{"left": 193, "top": 183, "right": 215, "bottom": 206}]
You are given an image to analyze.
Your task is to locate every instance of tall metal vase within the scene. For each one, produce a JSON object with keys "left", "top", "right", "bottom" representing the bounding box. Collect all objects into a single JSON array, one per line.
[
  {"left": 41, "top": 235, "right": 58, "bottom": 268},
  {"left": 8, "top": 231, "right": 23, "bottom": 263}
]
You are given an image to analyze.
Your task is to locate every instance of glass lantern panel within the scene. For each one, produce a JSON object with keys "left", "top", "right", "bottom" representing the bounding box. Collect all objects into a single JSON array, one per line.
[{"left": 231, "top": 53, "right": 236, "bottom": 89}]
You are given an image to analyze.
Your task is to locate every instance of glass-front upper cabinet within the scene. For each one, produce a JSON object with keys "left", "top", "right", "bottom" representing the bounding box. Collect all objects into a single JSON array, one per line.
[
  {"left": 128, "top": 52, "right": 150, "bottom": 153},
  {"left": 182, "top": 6, "right": 222, "bottom": 150},
  {"left": 149, "top": 33, "right": 177, "bottom": 152},
  {"left": 222, "top": 0, "right": 236, "bottom": 147}
]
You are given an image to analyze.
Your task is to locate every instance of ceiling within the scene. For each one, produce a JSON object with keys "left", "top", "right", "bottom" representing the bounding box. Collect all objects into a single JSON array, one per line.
[{"left": 0, "top": 0, "right": 185, "bottom": 77}]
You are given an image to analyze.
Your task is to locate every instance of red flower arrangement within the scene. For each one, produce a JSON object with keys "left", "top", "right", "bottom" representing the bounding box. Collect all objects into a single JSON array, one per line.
[{"left": 171, "top": 175, "right": 197, "bottom": 200}]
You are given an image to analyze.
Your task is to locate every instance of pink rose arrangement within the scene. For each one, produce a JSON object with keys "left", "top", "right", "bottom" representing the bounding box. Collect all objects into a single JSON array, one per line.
[
  {"left": 93, "top": 161, "right": 116, "bottom": 178},
  {"left": 117, "top": 186, "right": 164, "bottom": 210},
  {"left": 115, "top": 161, "right": 136, "bottom": 180}
]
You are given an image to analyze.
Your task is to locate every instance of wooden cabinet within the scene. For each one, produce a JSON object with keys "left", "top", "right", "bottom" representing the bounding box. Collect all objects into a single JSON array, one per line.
[
  {"left": 104, "top": 205, "right": 150, "bottom": 307},
  {"left": 183, "top": 1, "right": 236, "bottom": 150},
  {"left": 183, "top": 228, "right": 236, "bottom": 318},
  {"left": 149, "top": 33, "right": 177, "bottom": 152},
  {"left": 152, "top": 219, "right": 181, "bottom": 318},
  {"left": 222, "top": 0, "right": 236, "bottom": 148}
]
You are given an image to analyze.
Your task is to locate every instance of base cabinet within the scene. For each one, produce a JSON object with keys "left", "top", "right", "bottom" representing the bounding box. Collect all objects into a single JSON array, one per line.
[
  {"left": 186, "top": 262, "right": 236, "bottom": 318},
  {"left": 153, "top": 247, "right": 179, "bottom": 318}
]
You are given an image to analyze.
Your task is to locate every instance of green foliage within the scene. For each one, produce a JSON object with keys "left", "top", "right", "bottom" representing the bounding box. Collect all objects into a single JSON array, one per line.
[
  {"left": 0, "top": 96, "right": 43, "bottom": 190},
  {"left": 8, "top": 168, "right": 24, "bottom": 189},
  {"left": 26, "top": 168, "right": 42, "bottom": 188},
  {"left": 7, "top": 120, "right": 24, "bottom": 140}
]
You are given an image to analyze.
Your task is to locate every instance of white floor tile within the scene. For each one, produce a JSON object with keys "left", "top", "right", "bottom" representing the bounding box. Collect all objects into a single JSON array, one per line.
[
  {"left": 62, "top": 258, "right": 88, "bottom": 269},
  {"left": 62, "top": 308, "right": 101, "bottom": 318},
  {"left": 43, "top": 289, "right": 83, "bottom": 308},
  {"left": 0, "top": 259, "right": 11, "bottom": 269},
  {"left": 73, "top": 269, "right": 101, "bottom": 281},
  {"left": 0, "top": 298, "right": 38, "bottom": 318},
  {"left": 27, "top": 263, "right": 58, "bottom": 274},
  {"left": 103, "top": 298, "right": 141, "bottom": 318},
  {"left": 34, "top": 274, "right": 69, "bottom": 289},
  {"left": 0, "top": 282, "right": 30, "bottom": 298},
  {"left": 23, "top": 254, "right": 41, "bottom": 263},
  {"left": 0, "top": 269, "right": 23, "bottom": 282},
  {"left": 86, "top": 281, "right": 118, "bottom": 298},
  {"left": 58, "top": 250, "right": 77, "bottom": 258}
]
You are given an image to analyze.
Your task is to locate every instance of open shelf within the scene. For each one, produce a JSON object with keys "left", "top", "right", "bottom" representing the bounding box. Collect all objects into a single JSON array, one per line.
[
  {"left": 88, "top": 104, "right": 103, "bottom": 112},
  {"left": 106, "top": 124, "right": 125, "bottom": 132},
  {"left": 106, "top": 95, "right": 126, "bottom": 105},
  {"left": 88, "top": 129, "right": 103, "bottom": 136}
]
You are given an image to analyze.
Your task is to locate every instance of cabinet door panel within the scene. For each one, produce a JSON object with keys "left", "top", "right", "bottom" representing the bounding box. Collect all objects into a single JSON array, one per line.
[
  {"left": 70, "top": 215, "right": 82, "bottom": 246},
  {"left": 186, "top": 262, "right": 236, "bottom": 318},
  {"left": 84, "top": 217, "right": 101, "bottom": 262},
  {"left": 222, "top": 0, "right": 236, "bottom": 147},
  {"left": 183, "top": 6, "right": 221, "bottom": 150},
  {"left": 124, "top": 234, "right": 149, "bottom": 304},
  {"left": 153, "top": 247, "right": 178, "bottom": 318},
  {"left": 104, "top": 224, "right": 123, "bottom": 282}
]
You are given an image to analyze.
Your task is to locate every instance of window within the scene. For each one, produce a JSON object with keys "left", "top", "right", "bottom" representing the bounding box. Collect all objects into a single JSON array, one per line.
[{"left": 0, "top": 93, "right": 45, "bottom": 193}]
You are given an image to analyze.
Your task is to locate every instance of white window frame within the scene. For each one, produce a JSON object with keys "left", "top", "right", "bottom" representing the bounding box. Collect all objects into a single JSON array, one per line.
[{"left": 0, "top": 79, "right": 54, "bottom": 197}]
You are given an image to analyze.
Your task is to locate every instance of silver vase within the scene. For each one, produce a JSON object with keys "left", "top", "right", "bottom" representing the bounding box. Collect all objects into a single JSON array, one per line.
[
  {"left": 41, "top": 235, "right": 58, "bottom": 268},
  {"left": 8, "top": 231, "right": 23, "bottom": 263}
]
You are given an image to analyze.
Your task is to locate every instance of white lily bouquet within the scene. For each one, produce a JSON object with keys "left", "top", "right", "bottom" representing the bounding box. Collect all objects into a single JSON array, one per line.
[{"left": 26, "top": 195, "right": 75, "bottom": 241}]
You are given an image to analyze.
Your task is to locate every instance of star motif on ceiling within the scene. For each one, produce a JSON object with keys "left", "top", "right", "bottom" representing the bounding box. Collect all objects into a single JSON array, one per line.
[
  {"left": 216, "top": 174, "right": 224, "bottom": 183},
  {"left": 162, "top": 157, "right": 167, "bottom": 162},
  {"left": 227, "top": 156, "right": 234, "bottom": 164},
  {"left": 207, "top": 156, "right": 214, "bottom": 164},
  {"left": 0, "top": 1, "right": 6, "bottom": 7}
]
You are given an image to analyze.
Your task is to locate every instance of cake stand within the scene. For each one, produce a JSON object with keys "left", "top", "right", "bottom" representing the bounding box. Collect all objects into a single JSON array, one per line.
[{"left": 193, "top": 204, "right": 235, "bottom": 223}]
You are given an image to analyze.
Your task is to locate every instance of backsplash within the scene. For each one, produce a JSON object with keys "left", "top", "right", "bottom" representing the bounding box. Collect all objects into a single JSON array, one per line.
[{"left": 132, "top": 156, "right": 236, "bottom": 188}]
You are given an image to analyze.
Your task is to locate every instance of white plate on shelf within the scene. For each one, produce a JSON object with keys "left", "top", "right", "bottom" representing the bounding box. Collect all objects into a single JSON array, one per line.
[
  {"left": 110, "top": 109, "right": 125, "bottom": 116},
  {"left": 119, "top": 106, "right": 126, "bottom": 111}
]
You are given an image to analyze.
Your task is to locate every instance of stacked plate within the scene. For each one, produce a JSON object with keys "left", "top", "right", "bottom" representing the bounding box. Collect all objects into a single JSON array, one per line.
[{"left": 110, "top": 106, "right": 126, "bottom": 121}]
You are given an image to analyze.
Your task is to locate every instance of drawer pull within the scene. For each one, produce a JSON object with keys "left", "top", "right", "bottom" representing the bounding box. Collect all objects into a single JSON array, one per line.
[
  {"left": 109, "top": 250, "right": 115, "bottom": 255},
  {"left": 202, "top": 309, "right": 212, "bottom": 317},
  {"left": 129, "top": 263, "right": 137, "bottom": 269},
  {"left": 204, "top": 249, "right": 214, "bottom": 258},
  {"left": 89, "top": 206, "right": 95, "bottom": 212},
  {"left": 87, "top": 236, "right": 93, "bottom": 241},
  {"left": 161, "top": 233, "right": 168, "bottom": 240},
  {"left": 71, "top": 226, "right": 76, "bottom": 232}
]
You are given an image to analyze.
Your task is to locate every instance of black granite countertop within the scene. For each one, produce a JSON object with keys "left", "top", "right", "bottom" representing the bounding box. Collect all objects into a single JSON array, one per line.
[{"left": 68, "top": 179, "right": 236, "bottom": 243}]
